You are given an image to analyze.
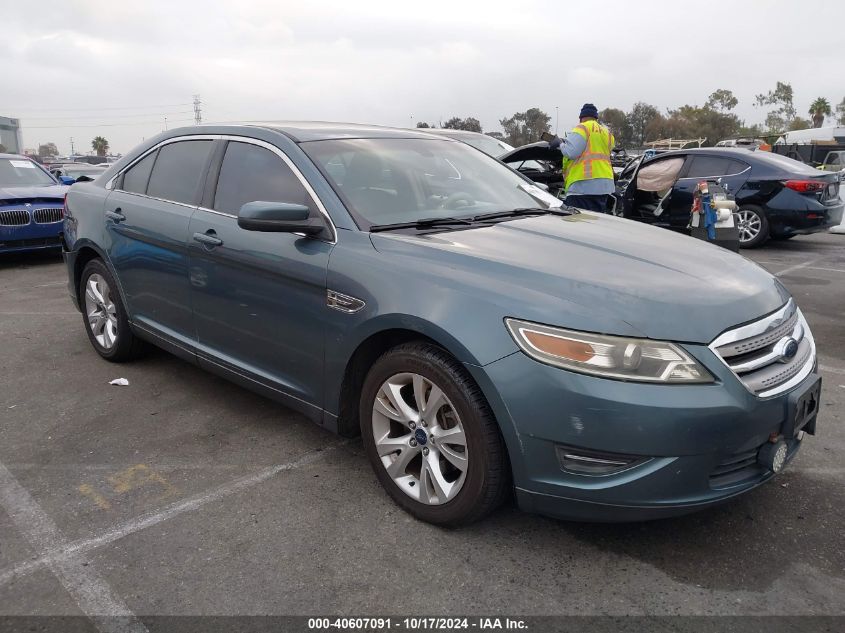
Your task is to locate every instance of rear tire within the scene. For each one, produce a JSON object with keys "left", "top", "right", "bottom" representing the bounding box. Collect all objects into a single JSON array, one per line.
[
  {"left": 79, "top": 259, "right": 147, "bottom": 362},
  {"left": 736, "top": 205, "right": 769, "bottom": 248},
  {"left": 359, "top": 342, "right": 509, "bottom": 526}
]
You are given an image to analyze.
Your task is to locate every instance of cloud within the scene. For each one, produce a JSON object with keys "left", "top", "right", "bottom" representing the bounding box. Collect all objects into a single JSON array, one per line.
[
  {"left": 567, "top": 67, "right": 614, "bottom": 87},
  {"left": 1, "top": 0, "right": 841, "bottom": 153}
]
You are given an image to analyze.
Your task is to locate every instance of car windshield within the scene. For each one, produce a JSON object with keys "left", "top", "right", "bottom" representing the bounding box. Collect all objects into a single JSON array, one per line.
[
  {"left": 0, "top": 158, "right": 56, "bottom": 187},
  {"left": 66, "top": 166, "right": 106, "bottom": 177},
  {"left": 303, "top": 138, "right": 554, "bottom": 227},
  {"left": 759, "top": 152, "right": 827, "bottom": 175}
]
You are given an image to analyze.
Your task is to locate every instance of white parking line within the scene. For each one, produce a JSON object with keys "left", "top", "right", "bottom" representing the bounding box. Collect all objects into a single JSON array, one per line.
[
  {"left": 753, "top": 260, "right": 845, "bottom": 275},
  {"left": 0, "top": 461, "right": 148, "bottom": 633},
  {"left": 0, "top": 442, "right": 345, "bottom": 589},
  {"left": 0, "top": 312, "right": 78, "bottom": 316},
  {"left": 820, "top": 364, "right": 845, "bottom": 376},
  {"left": 774, "top": 259, "right": 821, "bottom": 277}
]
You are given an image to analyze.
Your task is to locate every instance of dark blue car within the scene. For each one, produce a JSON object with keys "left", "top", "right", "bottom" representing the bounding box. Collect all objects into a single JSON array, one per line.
[
  {"left": 0, "top": 154, "right": 68, "bottom": 254},
  {"left": 613, "top": 148, "right": 843, "bottom": 247},
  {"left": 62, "top": 123, "right": 822, "bottom": 525}
]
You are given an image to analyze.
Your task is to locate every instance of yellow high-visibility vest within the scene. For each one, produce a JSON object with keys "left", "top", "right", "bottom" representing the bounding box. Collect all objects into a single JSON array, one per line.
[{"left": 563, "top": 120, "right": 615, "bottom": 191}]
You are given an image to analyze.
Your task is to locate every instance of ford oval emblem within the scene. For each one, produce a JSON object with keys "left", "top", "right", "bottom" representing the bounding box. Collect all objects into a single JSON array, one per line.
[
  {"left": 781, "top": 338, "right": 799, "bottom": 361},
  {"left": 414, "top": 428, "right": 428, "bottom": 446}
]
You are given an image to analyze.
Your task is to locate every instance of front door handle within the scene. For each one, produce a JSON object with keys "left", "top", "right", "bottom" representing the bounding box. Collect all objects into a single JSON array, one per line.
[
  {"left": 106, "top": 208, "right": 125, "bottom": 223},
  {"left": 193, "top": 230, "right": 223, "bottom": 247}
]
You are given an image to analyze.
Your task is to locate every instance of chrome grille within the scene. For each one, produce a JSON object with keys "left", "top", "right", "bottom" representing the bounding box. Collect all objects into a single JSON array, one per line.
[
  {"left": 0, "top": 209, "right": 31, "bottom": 226},
  {"left": 33, "top": 207, "right": 64, "bottom": 224},
  {"left": 710, "top": 300, "right": 816, "bottom": 398}
]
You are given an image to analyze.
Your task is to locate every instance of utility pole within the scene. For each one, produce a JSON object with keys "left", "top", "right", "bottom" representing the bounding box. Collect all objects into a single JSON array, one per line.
[
  {"left": 555, "top": 106, "right": 559, "bottom": 134},
  {"left": 164, "top": 116, "right": 168, "bottom": 131},
  {"left": 70, "top": 137, "right": 75, "bottom": 155},
  {"left": 193, "top": 94, "right": 202, "bottom": 124}
]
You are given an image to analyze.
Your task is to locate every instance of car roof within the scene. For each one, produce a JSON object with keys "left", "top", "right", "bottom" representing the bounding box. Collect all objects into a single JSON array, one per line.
[
  {"left": 194, "top": 121, "right": 452, "bottom": 143},
  {"left": 647, "top": 146, "right": 823, "bottom": 175},
  {"left": 0, "top": 153, "right": 34, "bottom": 160},
  {"left": 423, "top": 129, "right": 486, "bottom": 138}
]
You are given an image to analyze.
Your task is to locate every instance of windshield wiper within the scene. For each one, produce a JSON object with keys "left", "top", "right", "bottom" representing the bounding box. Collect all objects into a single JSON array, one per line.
[
  {"left": 369, "top": 216, "right": 475, "bottom": 233},
  {"left": 471, "top": 207, "right": 576, "bottom": 222}
]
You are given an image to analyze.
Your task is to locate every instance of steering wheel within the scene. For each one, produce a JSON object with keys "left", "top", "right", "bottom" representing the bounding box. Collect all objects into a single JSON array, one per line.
[{"left": 440, "top": 191, "right": 475, "bottom": 210}]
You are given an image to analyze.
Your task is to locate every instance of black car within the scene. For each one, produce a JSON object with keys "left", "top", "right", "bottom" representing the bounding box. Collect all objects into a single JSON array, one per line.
[
  {"left": 498, "top": 142, "right": 564, "bottom": 194},
  {"left": 503, "top": 144, "right": 843, "bottom": 247},
  {"left": 614, "top": 148, "right": 842, "bottom": 247}
]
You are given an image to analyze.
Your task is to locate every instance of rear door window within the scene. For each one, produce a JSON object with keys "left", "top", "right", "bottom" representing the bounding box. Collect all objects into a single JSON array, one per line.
[
  {"left": 213, "top": 141, "right": 313, "bottom": 215},
  {"left": 146, "top": 140, "right": 213, "bottom": 205},
  {"left": 684, "top": 155, "right": 747, "bottom": 178},
  {"left": 121, "top": 151, "right": 157, "bottom": 194}
]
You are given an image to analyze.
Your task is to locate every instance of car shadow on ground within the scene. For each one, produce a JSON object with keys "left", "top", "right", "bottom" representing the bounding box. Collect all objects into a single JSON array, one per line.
[
  {"left": 82, "top": 348, "right": 845, "bottom": 595},
  {"left": 0, "top": 250, "right": 63, "bottom": 270},
  {"left": 473, "top": 466, "right": 845, "bottom": 593}
]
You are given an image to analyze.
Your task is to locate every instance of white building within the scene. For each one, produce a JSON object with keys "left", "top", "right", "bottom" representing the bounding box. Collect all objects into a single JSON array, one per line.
[{"left": 0, "top": 116, "right": 23, "bottom": 154}]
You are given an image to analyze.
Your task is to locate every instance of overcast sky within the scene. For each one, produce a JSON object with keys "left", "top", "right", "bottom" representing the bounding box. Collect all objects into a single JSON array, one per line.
[{"left": 2, "top": 0, "right": 842, "bottom": 154}]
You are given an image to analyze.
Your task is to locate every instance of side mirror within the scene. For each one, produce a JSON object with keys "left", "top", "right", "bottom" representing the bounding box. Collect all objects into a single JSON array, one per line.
[
  {"left": 237, "top": 201, "right": 324, "bottom": 235},
  {"left": 59, "top": 176, "right": 76, "bottom": 185}
]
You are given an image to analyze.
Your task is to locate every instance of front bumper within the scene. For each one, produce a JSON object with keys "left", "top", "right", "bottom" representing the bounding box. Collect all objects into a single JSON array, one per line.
[
  {"left": 471, "top": 345, "right": 817, "bottom": 522},
  {"left": 0, "top": 223, "right": 63, "bottom": 253}
]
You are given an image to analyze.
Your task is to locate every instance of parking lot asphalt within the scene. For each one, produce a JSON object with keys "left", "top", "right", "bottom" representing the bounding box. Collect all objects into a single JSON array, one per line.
[{"left": 0, "top": 233, "right": 843, "bottom": 621}]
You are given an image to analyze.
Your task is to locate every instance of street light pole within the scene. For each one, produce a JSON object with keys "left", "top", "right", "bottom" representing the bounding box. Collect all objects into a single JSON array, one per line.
[{"left": 555, "top": 106, "right": 559, "bottom": 134}]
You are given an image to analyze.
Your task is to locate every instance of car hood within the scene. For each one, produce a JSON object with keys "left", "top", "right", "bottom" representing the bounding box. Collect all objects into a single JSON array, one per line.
[
  {"left": 370, "top": 213, "right": 790, "bottom": 345},
  {"left": 498, "top": 141, "right": 561, "bottom": 164},
  {"left": 0, "top": 184, "right": 68, "bottom": 201}
]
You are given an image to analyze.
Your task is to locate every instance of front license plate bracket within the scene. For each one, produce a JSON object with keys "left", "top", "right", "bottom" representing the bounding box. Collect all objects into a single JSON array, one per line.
[{"left": 784, "top": 375, "right": 821, "bottom": 438}]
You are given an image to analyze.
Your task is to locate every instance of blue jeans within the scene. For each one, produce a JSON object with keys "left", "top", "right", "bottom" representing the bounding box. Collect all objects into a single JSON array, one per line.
[{"left": 564, "top": 194, "right": 610, "bottom": 213}]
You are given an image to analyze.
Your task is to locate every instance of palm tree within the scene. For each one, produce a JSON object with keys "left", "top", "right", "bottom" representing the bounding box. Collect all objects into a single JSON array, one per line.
[
  {"left": 808, "top": 98, "right": 831, "bottom": 128},
  {"left": 91, "top": 136, "right": 110, "bottom": 156}
]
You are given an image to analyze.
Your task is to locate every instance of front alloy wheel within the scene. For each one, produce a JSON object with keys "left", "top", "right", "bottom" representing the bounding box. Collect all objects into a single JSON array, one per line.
[
  {"left": 372, "top": 372, "right": 468, "bottom": 505},
  {"left": 736, "top": 206, "right": 769, "bottom": 248},
  {"left": 360, "top": 342, "right": 509, "bottom": 526}
]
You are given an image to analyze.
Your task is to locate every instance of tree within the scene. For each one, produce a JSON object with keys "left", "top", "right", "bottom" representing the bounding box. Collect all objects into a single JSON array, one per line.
[
  {"left": 485, "top": 131, "right": 505, "bottom": 140},
  {"left": 499, "top": 108, "right": 551, "bottom": 146},
  {"left": 599, "top": 107, "right": 631, "bottom": 147},
  {"left": 38, "top": 143, "right": 59, "bottom": 158},
  {"left": 442, "top": 117, "right": 482, "bottom": 132},
  {"left": 755, "top": 81, "right": 796, "bottom": 132},
  {"left": 626, "top": 102, "right": 660, "bottom": 146},
  {"left": 415, "top": 122, "right": 431, "bottom": 128},
  {"left": 706, "top": 89, "right": 738, "bottom": 113},
  {"left": 808, "top": 97, "right": 831, "bottom": 128},
  {"left": 91, "top": 136, "right": 109, "bottom": 156},
  {"left": 0, "top": 144, "right": 6, "bottom": 154},
  {"left": 788, "top": 116, "right": 812, "bottom": 131},
  {"left": 837, "top": 97, "right": 845, "bottom": 126}
]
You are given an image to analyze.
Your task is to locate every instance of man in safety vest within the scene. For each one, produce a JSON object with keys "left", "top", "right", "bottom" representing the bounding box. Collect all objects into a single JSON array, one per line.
[{"left": 549, "top": 103, "right": 615, "bottom": 213}]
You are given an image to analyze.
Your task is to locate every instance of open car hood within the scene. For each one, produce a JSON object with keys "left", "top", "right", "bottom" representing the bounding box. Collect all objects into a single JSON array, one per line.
[{"left": 498, "top": 141, "right": 561, "bottom": 164}]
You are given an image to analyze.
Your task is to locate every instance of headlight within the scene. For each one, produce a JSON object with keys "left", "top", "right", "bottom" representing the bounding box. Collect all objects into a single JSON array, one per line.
[{"left": 505, "top": 318, "right": 713, "bottom": 383}]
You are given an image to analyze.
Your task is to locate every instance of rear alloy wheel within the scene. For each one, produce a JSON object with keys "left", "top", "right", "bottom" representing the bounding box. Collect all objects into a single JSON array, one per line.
[
  {"left": 79, "top": 259, "right": 147, "bottom": 362},
  {"left": 84, "top": 273, "right": 118, "bottom": 350},
  {"left": 736, "top": 205, "right": 769, "bottom": 248},
  {"left": 360, "top": 343, "right": 509, "bottom": 526}
]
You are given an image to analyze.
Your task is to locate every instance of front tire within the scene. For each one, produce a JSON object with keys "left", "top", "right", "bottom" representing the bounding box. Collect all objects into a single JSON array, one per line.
[
  {"left": 359, "top": 342, "right": 509, "bottom": 526},
  {"left": 79, "top": 259, "right": 147, "bottom": 362},
  {"left": 736, "top": 205, "right": 769, "bottom": 248}
]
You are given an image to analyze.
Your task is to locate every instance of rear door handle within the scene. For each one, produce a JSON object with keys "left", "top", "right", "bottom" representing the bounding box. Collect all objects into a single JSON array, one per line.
[
  {"left": 193, "top": 230, "right": 223, "bottom": 247},
  {"left": 106, "top": 208, "right": 125, "bottom": 222}
]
